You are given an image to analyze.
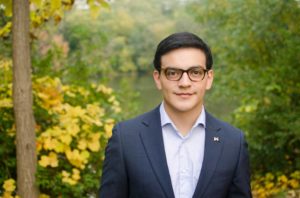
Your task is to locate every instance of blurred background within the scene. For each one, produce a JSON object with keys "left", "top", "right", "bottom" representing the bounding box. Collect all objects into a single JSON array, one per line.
[{"left": 0, "top": 0, "right": 300, "bottom": 197}]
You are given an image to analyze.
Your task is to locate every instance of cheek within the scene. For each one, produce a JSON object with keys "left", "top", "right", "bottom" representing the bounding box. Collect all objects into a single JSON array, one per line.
[
  {"left": 161, "top": 83, "right": 175, "bottom": 94},
  {"left": 195, "top": 84, "right": 207, "bottom": 95},
  {"left": 157, "top": 79, "right": 171, "bottom": 91}
]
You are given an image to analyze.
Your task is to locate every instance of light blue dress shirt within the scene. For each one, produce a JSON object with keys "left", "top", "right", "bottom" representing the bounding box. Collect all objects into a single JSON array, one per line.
[{"left": 160, "top": 103, "right": 206, "bottom": 198}]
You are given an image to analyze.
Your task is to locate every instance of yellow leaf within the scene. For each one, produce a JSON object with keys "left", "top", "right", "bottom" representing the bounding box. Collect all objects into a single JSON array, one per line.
[
  {"left": 0, "top": 0, "right": 12, "bottom": 17},
  {"left": 80, "top": 150, "right": 90, "bottom": 161},
  {"left": 96, "top": 84, "right": 112, "bottom": 95},
  {"left": 278, "top": 175, "right": 288, "bottom": 183},
  {"left": 72, "top": 168, "right": 81, "bottom": 181},
  {"left": 51, "top": 0, "right": 62, "bottom": 12},
  {"left": 82, "top": 115, "right": 103, "bottom": 126},
  {"left": 289, "top": 179, "right": 299, "bottom": 188},
  {"left": 72, "top": 168, "right": 80, "bottom": 175},
  {"left": 39, "top": 155, "right": 50, "bottom": 167},
  {"left": 39, "top": 194, "right": 50, "bottom": 198},
  {"left": 105, "top": 123, "right": 114, "bottom": 138},
  {"left": 60, "top": 133, "right": 72, "bottom": 145},
  {"left": 30, "top": 12, "right": 42, "bottom": 27},
  {"left": 53, "top": 11, "right": 63, "bottom": 24},
  {"left": 91, "top": 133, "right": 101, "bottom": 140},
  {"left": 265, "top": 182, "right": 274, "bottom": 189},
  {"left": 3, "top": 179, "right": 16, "bottom": 192},
  {"left": 67, "top": 105, "right": 86, "bottom": 118},
  {"left": 0, "top": 58, "right": 12, "bottom": 70},
  {"left": 48, "top": 152, "right": 59, "bottom": 167},
  {"left": 89, "top": 3, "right": 101, "bottom": 19},
  {"left": 62, "top": 170, "right": 70, "bottom": 178},
  {"left": 88, "top": 140, "right": 100, "bottom": 152},
  {"left": 36, "top": 92, "right": 49, "bottom": 100},
  {"left": 62, "top": 0, "right": 72, "bottom": 4},
  {"left": 39, "top": 152, "right": 58, "bottom": 167},
  {"left": 82, "top": 124, "right": 91, "bottom": 131},
  {"left": 65, "top": 123, "right": 80, "bottom": 136},
  {"left": 86, "top": 103, "right": 104, "bottom": 117},
  {"left": 108, "top": 95, "right": 116, "bottom": 103},
  {"left": 0, "top": 22, "right": 12, "bottom": 38},
  {"left": 43, "top": 137, "right": 57, "bottom": 150},
  {"left": 66, "top": 149, "right": 87, "bottom": 169},
  {"left": 87, "top": 133, "right": 101, "bottom": 151},
  {"left": 53, "top": 141, "right": 66, "bottom": 153},
  {"left": 78, "top": 139, "right": 87, "bottom": 150},
  {"left": 62, "top": 177, "right": 77, "bottom": 185},
  {"left": 95, "top": 0, "right": 110, "bottom": 9},
  {"left": 3, "top": 191, "right": 14, "bottom": 198},
  {"left": 104, "top": 123, "right": 113, "bottom": 133},
  {"left": 72, "top": 173, "right": 80, "bottom": 181},
  {"left": 0, "top": 98, "right": 13, "bottom": 108},
  {"left": 31, "top": 0, "right": 42, "bottom": 7}
]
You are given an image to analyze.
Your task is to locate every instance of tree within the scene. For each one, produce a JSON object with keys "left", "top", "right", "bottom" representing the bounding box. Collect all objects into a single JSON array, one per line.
[
  {"left": 189, "top": 0, "right": 300, "bottom": 174},
  {"left": 12, "top": 0, "right": 38, "bottom": 197}
]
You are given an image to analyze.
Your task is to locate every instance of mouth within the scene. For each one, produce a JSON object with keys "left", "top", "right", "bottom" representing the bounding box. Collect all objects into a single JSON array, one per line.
[{"left": 175, "top": 92, "right": 194, "bottom": 98}]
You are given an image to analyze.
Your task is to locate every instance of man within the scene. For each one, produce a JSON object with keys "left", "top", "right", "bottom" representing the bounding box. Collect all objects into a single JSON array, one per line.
[{"left": 99, "top": 32, "right": 252, "bottom": 198}]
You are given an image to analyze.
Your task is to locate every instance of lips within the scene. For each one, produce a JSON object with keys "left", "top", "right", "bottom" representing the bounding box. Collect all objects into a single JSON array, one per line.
[{"left": 175, "top": 92, "right": 194, "bottom": 98}]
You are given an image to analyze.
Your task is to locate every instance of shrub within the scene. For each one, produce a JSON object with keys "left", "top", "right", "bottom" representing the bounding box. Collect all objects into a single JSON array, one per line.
[
  {"left": 252, "top": 171, "right": 300, "bottom": 198},
  {"left": 0, "top": 57, "right": 121, "bottom": 197}
]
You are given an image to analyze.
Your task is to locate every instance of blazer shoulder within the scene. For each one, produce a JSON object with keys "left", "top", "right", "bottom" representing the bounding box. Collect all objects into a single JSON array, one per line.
[{"left": 115, "top": 106, "right": 160, "bottom": 134}]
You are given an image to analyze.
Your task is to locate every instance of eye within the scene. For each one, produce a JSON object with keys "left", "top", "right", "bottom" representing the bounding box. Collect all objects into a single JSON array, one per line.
[
  {"left": 166, "top": 69, "right": 180, "bottom": 77},
  {"left": 190, "top": 68, "right": 204, "bottom": 76}
]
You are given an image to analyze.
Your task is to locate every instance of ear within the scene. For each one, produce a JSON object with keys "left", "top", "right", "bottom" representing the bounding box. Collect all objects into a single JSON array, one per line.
[
  {"left": 205, "top": 69, "right": 214, "bottom": 90},
  {"left": 153, "top": 70, "right": 162, "bottom": 90}
]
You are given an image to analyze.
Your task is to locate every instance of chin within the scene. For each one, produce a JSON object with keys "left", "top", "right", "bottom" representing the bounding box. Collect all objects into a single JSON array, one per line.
[
  {"left": 172, "top": 104, "right": 198, "bottom": 113},
  {"left": 165, "top": 98, "right": 201, "bottom": 113}
]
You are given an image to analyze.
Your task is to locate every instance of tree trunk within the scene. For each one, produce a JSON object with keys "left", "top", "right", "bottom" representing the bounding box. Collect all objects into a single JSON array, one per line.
[{"left": 12, "top": 0, "right": 39, "bottom": 197}]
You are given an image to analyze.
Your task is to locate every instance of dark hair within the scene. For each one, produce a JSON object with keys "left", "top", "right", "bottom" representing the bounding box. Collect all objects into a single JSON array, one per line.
[{"left": 153, "top": 32, "right": 213, "bottom": 70}]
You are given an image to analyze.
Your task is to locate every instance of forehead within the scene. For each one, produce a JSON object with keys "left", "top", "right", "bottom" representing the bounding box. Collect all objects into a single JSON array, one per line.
[{"left": 161, "top": 47, "right": 206, "bottom": 69}]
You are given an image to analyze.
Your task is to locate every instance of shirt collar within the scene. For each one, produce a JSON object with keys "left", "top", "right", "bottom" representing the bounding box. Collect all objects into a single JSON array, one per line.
[{"left": 159, "top": 102, "right": 206, "bottom": 129}]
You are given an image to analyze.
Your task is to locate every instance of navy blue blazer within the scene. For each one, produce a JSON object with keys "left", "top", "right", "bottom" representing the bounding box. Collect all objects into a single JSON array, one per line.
[{"left": 99, "top": 106, "right": 252, "bottom": 198}]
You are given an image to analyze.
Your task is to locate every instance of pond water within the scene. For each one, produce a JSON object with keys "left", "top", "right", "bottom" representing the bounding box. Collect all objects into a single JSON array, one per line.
[{"left": 108, "top": 73, "right": 162, "bottom": 114}]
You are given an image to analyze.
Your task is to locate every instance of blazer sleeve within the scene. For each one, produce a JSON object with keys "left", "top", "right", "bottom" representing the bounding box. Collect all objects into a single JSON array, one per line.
[
  {"left": 99, "top": 124, "right": 129, "bottom": 198},
  {"left": 228, "top": 132, "right": 252, "bottom": 198}
]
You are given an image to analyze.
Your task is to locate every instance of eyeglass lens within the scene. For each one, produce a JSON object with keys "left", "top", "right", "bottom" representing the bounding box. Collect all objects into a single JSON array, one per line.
[{"left": 163, "top": 67, "right": 207, "bottom": 81}]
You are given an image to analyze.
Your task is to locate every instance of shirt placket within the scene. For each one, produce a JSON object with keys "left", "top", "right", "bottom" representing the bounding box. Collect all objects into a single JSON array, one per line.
[{"left": 178, "top": 140, "right": 193, "bottom": 198}]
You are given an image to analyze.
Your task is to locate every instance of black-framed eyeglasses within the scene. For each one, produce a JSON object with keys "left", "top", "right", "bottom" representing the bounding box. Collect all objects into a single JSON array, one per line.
[{"left": 159, "top": 66, "right": 209, "bottom": 82}]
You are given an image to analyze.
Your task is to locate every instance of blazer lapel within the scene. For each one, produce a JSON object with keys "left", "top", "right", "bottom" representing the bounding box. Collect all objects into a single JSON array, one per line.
[
  {"left": 139, "top": 107, "right": 175, "bottom": 198},
  {"left": 193, "top": 111, "right": 224, "bottom": 198}
]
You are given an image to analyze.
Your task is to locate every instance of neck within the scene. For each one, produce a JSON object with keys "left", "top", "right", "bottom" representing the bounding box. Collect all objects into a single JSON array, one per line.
[{"left": 164, "top": 104, "right": 203, "bottom": 136}]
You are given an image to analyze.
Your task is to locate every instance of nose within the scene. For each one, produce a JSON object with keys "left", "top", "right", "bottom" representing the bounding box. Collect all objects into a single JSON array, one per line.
[{"left": 178, "top": 72, "right": 191, "bottom": 87}]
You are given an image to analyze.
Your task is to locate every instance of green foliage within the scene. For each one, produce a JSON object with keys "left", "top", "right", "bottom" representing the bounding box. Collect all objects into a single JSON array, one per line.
[
  {"left": 47, "top": 0, "right": 200, "bottom": 79},
  {"left": 0, "top": 58, "right": 15, "bottom": 189},
  {"left": 189, "top": 0, "right": 300, "bottom": 174}
]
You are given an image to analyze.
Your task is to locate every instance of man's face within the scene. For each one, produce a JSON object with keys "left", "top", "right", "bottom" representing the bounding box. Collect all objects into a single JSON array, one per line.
[{"left": 153, "top": 47, "right": 214, "bottom": 115}]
